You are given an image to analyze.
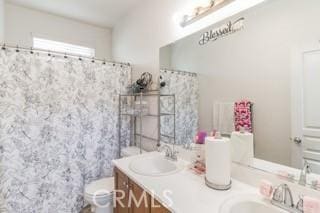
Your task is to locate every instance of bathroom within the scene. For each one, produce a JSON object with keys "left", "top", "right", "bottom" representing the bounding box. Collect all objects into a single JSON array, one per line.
[{"left": 0, "top": 0, "right": 320, "bottom": 212}]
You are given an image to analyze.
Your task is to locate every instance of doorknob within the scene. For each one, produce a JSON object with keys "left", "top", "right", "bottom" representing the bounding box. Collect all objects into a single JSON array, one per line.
[{"left": 293, "top": 137, "right": 302, "bottom": 145}]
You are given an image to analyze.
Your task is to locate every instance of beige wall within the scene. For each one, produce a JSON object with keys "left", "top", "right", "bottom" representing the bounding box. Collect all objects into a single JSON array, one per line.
[
  {"left": 112, "top": 0, "right": 263, "bottom": 148},
  {"left": 0, "top": 0, "right": 4, "bottom": 42},
  {"left": 113, "top": 0, "right": 320, "bottom": 166},
  {"left": 5, "top": 3, "right": 112, "bottom": 59},
  {"left": 112, "top": 0, "right": 263, "bottom": 77},
  {"left": 164, "top": 0, "right": 320, "bottom": 166}
]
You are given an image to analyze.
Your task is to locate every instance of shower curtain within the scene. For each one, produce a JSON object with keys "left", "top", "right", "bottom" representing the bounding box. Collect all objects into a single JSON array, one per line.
[
  {"left": 160, "top": 70, "right": 199, "bottom": 145},
  {"left": 0, "top": 49, "right": 131, "bottom": 213}
]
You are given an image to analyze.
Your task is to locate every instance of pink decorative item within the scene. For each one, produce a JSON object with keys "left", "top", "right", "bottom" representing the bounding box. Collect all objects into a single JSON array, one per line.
[
  {"left": 259, "top": 180, "right": 274, "bottom": 198},
  {"left": 234, "top": 100, "right": 253, "bottom": 133},
  {"left": 303, "top": 196, "right": 320, "bottom": 213},
  {"left": 196, "top": 131, "right": 207, "bottom": 144},
  {"left": 210, "top": 129, "right": 217, "bottom": 137},
  {"left": 190, "top": 160, "right": 206, "bottom": 175},
  {"left": 277, "top": 171, "right": 295, "bottom": 182},
  {"left": 277, "top": 171, "right": 289, "bottom": 178}
]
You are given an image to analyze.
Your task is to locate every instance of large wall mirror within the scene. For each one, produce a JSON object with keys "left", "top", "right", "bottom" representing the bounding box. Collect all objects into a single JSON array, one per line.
[{"left": 159, "top": 0, "right": 320, "bottom": 175}]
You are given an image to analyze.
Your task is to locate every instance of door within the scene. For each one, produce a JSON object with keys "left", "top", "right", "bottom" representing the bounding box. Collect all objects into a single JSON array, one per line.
[{"left": 292, "top": 47, "right": 320, "bottom": 173}]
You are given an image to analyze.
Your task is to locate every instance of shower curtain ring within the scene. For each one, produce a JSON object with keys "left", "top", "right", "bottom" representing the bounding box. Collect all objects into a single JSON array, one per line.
[
  {"left": 91, "top": 57, "right": 95, "bottom": 63},
  {"left": 1, "top": 43, "right": 6, "bottom": 50},
  {"left": 30, "top": 47, "right": 34, "bottom": 54},
  {"left": 48, "top": 51, "right": 51, "bottom": 56},
  {"left": 64, "top": 53, "right": 68, "bottom": 59},
  {"left": 102, "top": 59, "right": 106, "bottom": 65},
  {"left": 16, "top": 45, "right": 20, "bottom": 52}
]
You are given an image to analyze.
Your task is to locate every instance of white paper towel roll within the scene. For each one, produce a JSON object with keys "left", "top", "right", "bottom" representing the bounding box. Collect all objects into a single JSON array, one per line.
[
  {"left": 230, "top": 131, "right": 254, "bottom": 166},
  {"left": 205, "top": 136, "right": 231, "bottom": 187}
]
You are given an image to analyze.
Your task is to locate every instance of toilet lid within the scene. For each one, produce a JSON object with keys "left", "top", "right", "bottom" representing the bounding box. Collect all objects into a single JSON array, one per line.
[{"left": 85, "top": 177, "right": 114, "bottom": 196}]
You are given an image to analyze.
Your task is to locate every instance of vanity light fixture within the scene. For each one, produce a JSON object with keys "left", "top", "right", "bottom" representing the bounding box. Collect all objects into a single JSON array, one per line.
[
  {"left": 179, "top": 0, "right": 266, "bottom": 28},
  {"left": 180, "top": 0, "right": 235, "bottom": 27}
]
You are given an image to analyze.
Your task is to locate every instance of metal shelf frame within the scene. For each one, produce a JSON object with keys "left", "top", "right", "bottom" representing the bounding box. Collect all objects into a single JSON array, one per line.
[{"left": 118, "top": 91, "right": 175, "bottom": 157}]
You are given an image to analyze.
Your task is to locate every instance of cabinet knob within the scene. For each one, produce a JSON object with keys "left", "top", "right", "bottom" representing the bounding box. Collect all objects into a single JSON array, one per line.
[{"left": 122, "top": 181, "right": 129, "bottom": 189}]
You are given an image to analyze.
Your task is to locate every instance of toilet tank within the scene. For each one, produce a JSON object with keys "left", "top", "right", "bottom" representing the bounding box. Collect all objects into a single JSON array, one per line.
[{"left": 121, "top": 146, "right": 146, "bottom": 157}]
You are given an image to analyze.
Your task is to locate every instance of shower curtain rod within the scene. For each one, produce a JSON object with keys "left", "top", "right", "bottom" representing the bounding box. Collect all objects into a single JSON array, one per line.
[
  {"left": 1, "top": 43, "right": 131, "bottom": 66},
  {"left": 161, "top": 68, "right": 197, "bottom": 76}
]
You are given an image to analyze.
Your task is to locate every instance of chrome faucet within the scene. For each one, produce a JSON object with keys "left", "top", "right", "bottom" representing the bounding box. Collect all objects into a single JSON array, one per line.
[
  {"left": 299, "top": 161, "right": 312, "bottom": 186},
  {"left": 271, "top": 184, "right": 303, "bottom": 213},
  {"left": 271, "top": 184, "right": 294, "bottom": 211},
  {"left": 296, "top": 195, "right": 304, "bottom": 213},
  {"left": 159, "top": 144, "right": 178, "bottom": 161},
  {"left": 182, "top": 143, "right": 193, "bottom": 150}
]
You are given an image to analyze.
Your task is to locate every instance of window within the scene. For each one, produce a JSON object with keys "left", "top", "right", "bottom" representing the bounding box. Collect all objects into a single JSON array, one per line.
[{"left": 33, "top": 37, "right": 95, "bottom": 58}]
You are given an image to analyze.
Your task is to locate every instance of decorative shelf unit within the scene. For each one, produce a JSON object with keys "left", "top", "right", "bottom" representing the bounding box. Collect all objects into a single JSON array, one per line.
[{"left": 118, "top": 90, "right": 175, "bottom": 156}]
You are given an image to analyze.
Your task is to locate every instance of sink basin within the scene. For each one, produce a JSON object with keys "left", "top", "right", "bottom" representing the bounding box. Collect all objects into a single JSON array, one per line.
[
  {"left": 129, "top": 155, "right": 184, "bottom": 176},
  {"left": 220, "top": 194, "right": 288, "bottom": 213}
]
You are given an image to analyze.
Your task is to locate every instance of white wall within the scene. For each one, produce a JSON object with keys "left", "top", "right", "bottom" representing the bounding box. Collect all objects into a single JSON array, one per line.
[
  {"left": 112, "top": 0, "right": 264, "bottom": 149},
  {"left": 164, "top": 0, "right": 320, "bottom": 166},
  {"left": 0, "top": 0, "right": 4, "bottom": 43},
  {"left": 113, "top": 0, "right": 320, "bottom": 166},
  {"left": 113, "top": 0, "right": 263, "bottom": 78},
  {"left": 5, "top": 3, "right": 112, "bottom": 59}
]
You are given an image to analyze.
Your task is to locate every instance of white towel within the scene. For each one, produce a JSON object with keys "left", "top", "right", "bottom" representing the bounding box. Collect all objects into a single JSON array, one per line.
[{"left": 213, "top": 102, "right": 235, "bottom": 135}]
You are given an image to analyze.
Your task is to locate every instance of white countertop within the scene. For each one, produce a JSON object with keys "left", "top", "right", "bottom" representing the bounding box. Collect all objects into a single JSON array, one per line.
[{"left": 112, "top": 152, "right": 259, "bottom": 213}]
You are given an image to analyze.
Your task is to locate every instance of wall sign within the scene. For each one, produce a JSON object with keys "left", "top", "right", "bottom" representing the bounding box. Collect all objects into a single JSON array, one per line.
[{"left": 199, "top": 17, "right": 245, "bottom": 45}]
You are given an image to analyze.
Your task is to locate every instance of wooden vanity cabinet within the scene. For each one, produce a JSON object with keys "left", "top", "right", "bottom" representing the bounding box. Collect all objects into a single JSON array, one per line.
[
  {"left": 129, "top": 180, "right": 150, "bottom": 213},
  {"left": 114, "top": 167, "right": 170, "bottom": 213},
  {"left": 150, "top": 200, "right": 170, "bottom": 213},
  {"left": 115, "top": 167, "right": 130, "bottom": 213}
]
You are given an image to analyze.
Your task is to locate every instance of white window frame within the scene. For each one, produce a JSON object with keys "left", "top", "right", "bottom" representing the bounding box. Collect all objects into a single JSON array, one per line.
[{"left": 33, "top": 37, "right": 95, "bottom": 58}]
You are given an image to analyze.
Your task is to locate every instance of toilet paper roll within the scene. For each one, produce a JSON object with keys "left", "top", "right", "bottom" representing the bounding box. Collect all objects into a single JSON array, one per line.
[
  {"left": 230, "top": 131, "right": 254, "bottom": 166},
  {"left": 205, "top": 137, "right": 231, "bottom": 187}
]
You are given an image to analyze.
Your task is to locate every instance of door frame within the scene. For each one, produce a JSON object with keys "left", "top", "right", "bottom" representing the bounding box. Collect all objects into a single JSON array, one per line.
[{"left": 291, "top": 43, "right": 320, "bottom": 169}]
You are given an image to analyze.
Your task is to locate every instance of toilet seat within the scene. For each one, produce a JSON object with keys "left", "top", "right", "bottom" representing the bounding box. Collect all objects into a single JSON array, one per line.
[{"left": 85, "top": 177, "right": 114, "bottom": 197}]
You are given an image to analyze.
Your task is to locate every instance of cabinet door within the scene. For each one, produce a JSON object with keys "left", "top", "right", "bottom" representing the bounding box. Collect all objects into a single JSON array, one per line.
[
  {"left": 151, "top": 200, "right": 170, "bottom": 213},
  {"left": 130, "top": 181, "right": 150, "bottom": 213},
  {"left": 115, "top": 168, "right": 130, "bottom": 213}
]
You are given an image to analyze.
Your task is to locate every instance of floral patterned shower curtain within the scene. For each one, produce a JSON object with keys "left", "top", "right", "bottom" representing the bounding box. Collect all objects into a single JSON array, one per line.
[
  {"left": 160, "top": 70, "right": 199, "bottom": 145},
  {"left": 0, "top": 49, "right": 131, "bottom": 212}
]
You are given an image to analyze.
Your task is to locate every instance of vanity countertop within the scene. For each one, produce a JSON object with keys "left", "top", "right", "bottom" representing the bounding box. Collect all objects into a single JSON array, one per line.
[{"left": 112, "top": 152, "right": 259, "bottom": 213}]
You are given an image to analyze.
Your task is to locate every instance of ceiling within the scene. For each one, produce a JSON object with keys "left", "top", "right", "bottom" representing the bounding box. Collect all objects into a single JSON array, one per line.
[{"left": 5, "top": 0, "right": 143, "bottom": 28}]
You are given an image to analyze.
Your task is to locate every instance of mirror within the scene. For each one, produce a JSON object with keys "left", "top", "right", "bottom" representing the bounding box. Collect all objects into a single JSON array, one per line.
[{"left": 159, "top": 0, "right": 320, "bottom": 176}]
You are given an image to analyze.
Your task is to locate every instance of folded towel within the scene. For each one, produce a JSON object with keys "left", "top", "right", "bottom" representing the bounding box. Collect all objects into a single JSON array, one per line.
[
  {"left": 213, "top": 102, "right": 235, "bottom": 136},
  {"left": 234, "top": 100, "right": 253, "bottom": 133}
]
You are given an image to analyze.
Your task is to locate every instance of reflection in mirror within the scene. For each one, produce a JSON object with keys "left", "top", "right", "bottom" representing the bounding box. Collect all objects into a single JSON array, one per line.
[
  {"left": 160, "top": 69, "right": 199, "bottom": 145},
  {"left": 159, "top": 0, "right": 320, "bottom": 176}
]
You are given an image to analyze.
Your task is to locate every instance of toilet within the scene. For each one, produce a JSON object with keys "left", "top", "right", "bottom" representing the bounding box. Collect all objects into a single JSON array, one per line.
[
  {"left": 84, "top": 177, "right": 114, "bottom": 213},
  {"left": 84, "top": 146, "right": 145, "bottom": 213}
]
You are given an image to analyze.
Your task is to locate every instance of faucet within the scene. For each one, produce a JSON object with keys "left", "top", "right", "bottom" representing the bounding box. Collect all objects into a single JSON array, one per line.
[
  {"left": 271, "top": 184, "right": 294, "bottom": 211},
  {"left": 182, "top": 143, "right": 193, "bottom": 150},
  {"left": 299, "top": 161, "right": 312, "bottom": 186},
  {"left": 296, "top": 195, "right": 304, "bottom": 213},
  {"left": 271, "top": 184, "right": 303, "bottom": 213},
  {"left": 158, "top": 144, "right": 178, "bottom": 161}
]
